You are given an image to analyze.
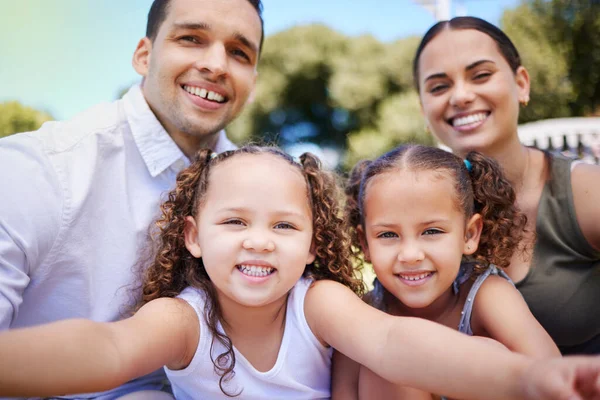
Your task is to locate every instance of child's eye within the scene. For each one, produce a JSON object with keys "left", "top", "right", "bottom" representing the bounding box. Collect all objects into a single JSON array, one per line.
[
  {"left": 377, "top": 231, "right": 398, "bottom": 239},
  {"left": 274, "top": 222, "right": 295, "bottom": 230},
  {"left": 423, "top": 228, "right": 443, "bottom": 236},
  {"left": 223, "top": 219, "right": 245, "bottom": 226}
]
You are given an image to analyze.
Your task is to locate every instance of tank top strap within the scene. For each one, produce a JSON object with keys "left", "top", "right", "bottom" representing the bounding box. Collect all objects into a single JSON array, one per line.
[{"left": 458, "top": 265, "right": 513, "bottom": 335}]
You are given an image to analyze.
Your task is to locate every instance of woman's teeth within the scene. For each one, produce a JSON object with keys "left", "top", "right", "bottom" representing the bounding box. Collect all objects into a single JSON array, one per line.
[{"left": 452, "top": 112, "right": 488, "bottom": 127}]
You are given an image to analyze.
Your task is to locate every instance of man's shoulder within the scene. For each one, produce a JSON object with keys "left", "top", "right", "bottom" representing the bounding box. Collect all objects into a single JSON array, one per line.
[{"left": 6, "top": 98, "right": 128, "bottom": 156}]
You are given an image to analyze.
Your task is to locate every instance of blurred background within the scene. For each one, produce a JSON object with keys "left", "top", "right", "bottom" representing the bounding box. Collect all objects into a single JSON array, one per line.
[{"left": 1, "top": 0, "right": 599, "bottom": 167}]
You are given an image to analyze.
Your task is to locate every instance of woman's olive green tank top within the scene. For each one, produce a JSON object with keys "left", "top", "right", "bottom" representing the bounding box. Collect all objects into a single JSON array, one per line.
[{"left": 516, "top": 154, "right": 600, "bottom": 354}]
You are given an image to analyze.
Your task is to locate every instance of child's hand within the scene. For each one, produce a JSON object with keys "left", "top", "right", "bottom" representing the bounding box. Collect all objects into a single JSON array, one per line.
[{"left": 523, "top": 356, "right": 600, "bottom": 399}]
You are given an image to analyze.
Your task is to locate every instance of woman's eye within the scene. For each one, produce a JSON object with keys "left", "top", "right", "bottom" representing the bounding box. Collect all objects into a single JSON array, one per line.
[
  {"left": 473, "top": 72, "right": 492, "bottom": 80},
  {"left": 377, "top": 231, "right": 398, "bottom": 239},
  {"left": 429, "top": 84, "right": 448, "bottom": 94}
]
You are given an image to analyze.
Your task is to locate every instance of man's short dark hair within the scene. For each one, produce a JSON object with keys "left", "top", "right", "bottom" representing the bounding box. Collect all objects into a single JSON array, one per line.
[{"left": 145, "top": 0, "right": 264, "bottom": 54}]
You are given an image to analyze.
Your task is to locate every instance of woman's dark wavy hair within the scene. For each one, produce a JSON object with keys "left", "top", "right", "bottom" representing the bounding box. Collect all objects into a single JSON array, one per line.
[
  {"left": 412, "top": 16, "right": 522, "bottom": 91},
  {"left": 346, "top": 145, "right": 527, "bottom": 305},
  {"left": 137, "top": 145, "right": 363, "bottom": 396}
]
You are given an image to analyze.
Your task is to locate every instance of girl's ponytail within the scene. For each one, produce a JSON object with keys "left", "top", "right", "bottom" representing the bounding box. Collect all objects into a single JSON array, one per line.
[
  {"left": 344, "top": 160, "right": 372, "bottom": 256},
  {"left": 300, "top": 152, "right": 364, "bottom": 296},
  {"left": 465, "top": 151, "right": 527, "bottom": 269}
]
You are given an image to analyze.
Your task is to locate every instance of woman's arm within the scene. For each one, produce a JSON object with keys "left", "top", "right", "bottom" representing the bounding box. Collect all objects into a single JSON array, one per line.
[
  {"left": 0, "top": 297, "right": 199, "bottom": 398},
  {"left": 305, "top": 280, "right": 600, "bottom": 400},
  {"left": 572, "top": 163, "right": 600, "bottom": 251},
  {"left": 470, "top": 275, "right": 560, "bottom": 357},
  {"left": 331, "top": 350, "right": 360, "bottom": 400}
]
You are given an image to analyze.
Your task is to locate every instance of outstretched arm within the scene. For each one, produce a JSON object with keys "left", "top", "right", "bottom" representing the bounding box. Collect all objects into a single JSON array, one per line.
[
  {"left": 471, "top": 275, "right": 560, "bottom": 357},
  {"left": 305, "top": 280, "right": 600, "bottom": 400},
  {"left": 331, "top": 350, "right": 359, "bottom": 400},
  {"left": 0, "top": 297, "right": 199, "bottom": 398}
]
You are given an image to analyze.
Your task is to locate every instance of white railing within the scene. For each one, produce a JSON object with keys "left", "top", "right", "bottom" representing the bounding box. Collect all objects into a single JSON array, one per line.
[{"left": 518, "top": 117, "right": 600, "bottom": 164}]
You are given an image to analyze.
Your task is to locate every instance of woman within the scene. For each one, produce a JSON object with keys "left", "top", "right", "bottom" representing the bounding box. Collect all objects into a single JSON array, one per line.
[{"left": 412, "top": 16, "right": 600, "bottom": 354}]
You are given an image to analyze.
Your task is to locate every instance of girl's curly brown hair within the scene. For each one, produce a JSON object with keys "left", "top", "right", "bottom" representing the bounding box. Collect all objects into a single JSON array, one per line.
[
  {"left": 137, "top": 145, "right": 363, "bottom": 396},
  {"left": 346, "top": 144, "right": 528, "bottom": 276}
]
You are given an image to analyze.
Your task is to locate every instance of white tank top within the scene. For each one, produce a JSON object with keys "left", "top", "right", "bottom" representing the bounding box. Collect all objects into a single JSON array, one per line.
[{"left": 165, "top": 278, "right": 332, "bottom": 399}]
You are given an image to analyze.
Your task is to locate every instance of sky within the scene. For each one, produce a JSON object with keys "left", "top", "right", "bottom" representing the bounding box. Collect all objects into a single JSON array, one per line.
[{"left": 0, "top": 0, "right": 520, "bottom": 120}]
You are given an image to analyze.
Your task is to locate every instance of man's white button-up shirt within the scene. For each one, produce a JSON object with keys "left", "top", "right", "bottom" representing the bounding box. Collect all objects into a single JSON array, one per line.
[{"left": 0, "top": 84, "right": 236, "bottom": 398}]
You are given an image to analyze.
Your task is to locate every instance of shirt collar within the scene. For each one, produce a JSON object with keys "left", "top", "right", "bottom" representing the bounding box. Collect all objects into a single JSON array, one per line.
[{"left": 123, "top": 84, "right": 236, "bottom": 178}]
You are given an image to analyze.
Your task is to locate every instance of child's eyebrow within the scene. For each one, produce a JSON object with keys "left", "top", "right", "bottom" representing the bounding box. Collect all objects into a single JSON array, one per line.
[{"left": 218, "top": 207, "right": 308, "bottom": 220}]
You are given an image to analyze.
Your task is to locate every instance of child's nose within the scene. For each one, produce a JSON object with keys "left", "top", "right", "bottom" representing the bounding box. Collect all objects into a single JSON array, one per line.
[
  {"left": 242, "top": 236, "right": 275, "bottom": 252},
  {"left": 396, "top": 244, "right": 425, "bottom": 264}
]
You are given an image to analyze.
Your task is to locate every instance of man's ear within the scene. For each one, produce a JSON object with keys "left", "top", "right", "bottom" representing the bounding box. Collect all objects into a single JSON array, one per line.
[
  {"left": 357, "top": 225, "right": 371, "bottom": 262},
  {"left": 184, "top": 216, "right": 202, "bottom": 258},
  {"left": 132, "top": 37, "right": 152, "bottom": 77},
  {"left": 463, "top": 214, "right": 483, "bottom": 255}
]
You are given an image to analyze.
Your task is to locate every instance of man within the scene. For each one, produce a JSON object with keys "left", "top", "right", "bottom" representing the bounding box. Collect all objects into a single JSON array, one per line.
[{"left": 0, "top": 0, "right": 263, "bottom": 397}]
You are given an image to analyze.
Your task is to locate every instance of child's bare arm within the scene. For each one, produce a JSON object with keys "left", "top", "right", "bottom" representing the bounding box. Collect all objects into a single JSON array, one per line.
[
  {"left": 471, "top": 275, "right": 560, "bottom": 358},
  {"left": 0, "top": 297, "right": 199, "bottom": 398},
  {"left": 304, "top": 279, "right": 600, "bottom": 400},
  {"left": 331, "top": 350, "right": 359, "bottom": 400}
]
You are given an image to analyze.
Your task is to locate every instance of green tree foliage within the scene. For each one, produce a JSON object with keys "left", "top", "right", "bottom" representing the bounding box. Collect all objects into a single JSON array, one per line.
[
  {"left": 0, "top": 102, "right": 53, "bottom": 138},
  {"left": 502, "top": 0, "right": 600, "bottom": 119},
  {"left": 226, "top": 25, "right": 433, "bottom": 168}
]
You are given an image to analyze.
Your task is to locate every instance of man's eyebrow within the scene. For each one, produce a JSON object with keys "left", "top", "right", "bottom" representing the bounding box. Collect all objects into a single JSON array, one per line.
[
  {"left": 173, "top": 22, "right": 210, "bottom": 31},
  {"left": 234, "top": 32, "right": 258, "bottom": 54}
]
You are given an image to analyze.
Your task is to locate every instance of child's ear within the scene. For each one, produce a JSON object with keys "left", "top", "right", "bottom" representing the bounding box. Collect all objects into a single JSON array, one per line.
[
  {"left": 357, "top": 225, "right": 371, "bottom": 262},
  {"left": 463, "top": 213, "right": 483, "bottom": 255},
  {"left": 184, "top": 216, "right": 202, "bottom": 258},
  {"left": 306, "top": 242, "right": 316, "bottom": 265}
]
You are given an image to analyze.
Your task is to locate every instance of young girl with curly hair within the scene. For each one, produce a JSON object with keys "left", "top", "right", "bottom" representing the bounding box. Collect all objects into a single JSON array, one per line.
[
  {"left": 334, "top": 144, "right": 560, "bottom": 399},
  {"left": 1, "top": 146, "right": 600, "bottom": 400}
]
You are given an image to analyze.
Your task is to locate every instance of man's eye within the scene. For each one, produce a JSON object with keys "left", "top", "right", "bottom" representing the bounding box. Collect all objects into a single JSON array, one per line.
[
  {"left": 180, "top": 36, "right": 200, "bottom": 44},
  {"left": 231, "top": 48, "right": 250, "bottom": 61}
]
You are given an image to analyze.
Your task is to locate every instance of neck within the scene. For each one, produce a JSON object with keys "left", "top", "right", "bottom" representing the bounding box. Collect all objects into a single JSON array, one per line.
[
  {"left": 218, "top": 292, "right": 288, "bottom": 338},
  {"left": 386, "top": 288, "right": 460, "bottom": 323},
  {"left": 169, "top": 129, "right": 221, "bottom": 159},
  {"left": 479, "top": 138, "right": 530, "bottom": 193}
]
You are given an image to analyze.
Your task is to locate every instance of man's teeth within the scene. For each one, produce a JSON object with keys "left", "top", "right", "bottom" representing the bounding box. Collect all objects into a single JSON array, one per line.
[
  {"left": 399, "top": 272, "right": 432, "bottom": 281},
  {"left": 183, "top": 85, "right": 225, "bottom": 103},
  {"left": 238, "top": 265, "right": 274, "bottom": 277},
  {"left": 452, "top": 112, "right": 488, "bottom": 127}
]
